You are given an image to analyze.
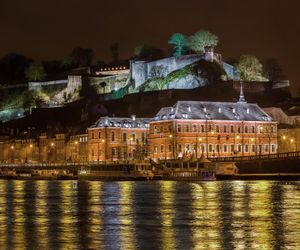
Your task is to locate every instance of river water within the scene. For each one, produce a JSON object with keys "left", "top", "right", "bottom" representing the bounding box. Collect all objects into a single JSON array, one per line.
[{"left": 0, "top": 180, "right": 299, "bottom": 249}]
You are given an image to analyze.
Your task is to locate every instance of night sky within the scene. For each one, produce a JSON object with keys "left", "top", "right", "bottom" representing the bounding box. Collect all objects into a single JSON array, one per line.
[{"left": 1, "top": 0, "right": 300, "bottom": 95}]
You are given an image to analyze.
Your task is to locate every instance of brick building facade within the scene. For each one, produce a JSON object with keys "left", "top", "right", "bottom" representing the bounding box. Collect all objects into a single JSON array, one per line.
[
  {"left": 88, "top": 116, "right": 150, "bottom": 162},
  {"left": 148, "top": 99, "right": 278, "bottom": 160}
]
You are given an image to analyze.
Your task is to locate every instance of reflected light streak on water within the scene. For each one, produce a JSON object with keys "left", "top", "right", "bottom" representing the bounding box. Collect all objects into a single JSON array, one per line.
[
  {"left": 87, "top": 181, "right": 103, "bottom": 249},
  {"left": 0, "top": 181, "right": 7, "bottom": 247},
  {"left": 12, "top": 180, "right": 26, "bottom": 249},
  {"left": 160, "top": 181, "right": 176, "bottom": 250},
  {"left": 192, "top": 182, "right": 221, "bottom": 249},
  {"left": 35, "top": 181, "right": 49, "bottom": 249},
  {"left": 0, "top": 180, "right": 299, "bottom": 249},
  {"left": 59, "top": 181, "right": 78, "bottom": 249},
  {"left": 119, "top": 182, "right": 136, "bottom": 250}
]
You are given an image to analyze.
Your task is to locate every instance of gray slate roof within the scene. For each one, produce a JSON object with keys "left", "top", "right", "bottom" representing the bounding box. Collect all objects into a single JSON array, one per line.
[
  {"left": 90, "top": 116, "right": 150, "bottom": 129},
  {"left": 154, "top": 101, "right": 273, "bottom": 122}
]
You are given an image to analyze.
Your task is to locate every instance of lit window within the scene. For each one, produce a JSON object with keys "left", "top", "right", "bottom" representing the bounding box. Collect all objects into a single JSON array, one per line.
[
  {"left": 131, "top": 133, "right": 136, "bottom": 142},
  {"left": 271, "top": 144, "right": 276, "bottom": 153},
  {"left": 201, "top": 125, "right": 205, "bottom": 133},
  {"left": 192, "top": 124, "right": 197, "bottom": 132},
  {"left": 185, "top": 124, "right": 190, "bottom": 132},
  {"left": 264, "top": 144, "right": 269, "bottom": 153},
  {"left": 177, "top": 124, "right": 182, "bottom": 132},
  {"left": 178, "top": 143, "right": 182, "bottom": 152},
  {"left": 258, "top": 144, "right": 262, "bottom": 153},
  {"left": 122, "top": 132, "right": 127, "bottom": 142},
  {"left": 111, "top": 131, "right": 115, "bottom": 142}
]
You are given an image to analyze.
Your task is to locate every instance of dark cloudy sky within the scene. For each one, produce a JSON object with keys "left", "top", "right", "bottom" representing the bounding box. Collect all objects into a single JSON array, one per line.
[{"left": 1, "top": 0, "right": 300, "bottom": 95}]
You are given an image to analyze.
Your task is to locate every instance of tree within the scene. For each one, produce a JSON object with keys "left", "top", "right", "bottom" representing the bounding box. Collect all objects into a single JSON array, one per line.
[
  {"left": 25, "top": 62, "right": 46, "bottom": 81},
  {"left": 22, "top": 89, "right": 50, "bottom": 110},
  {"left": 134, "top": 43, "right": 164, "bottom": 61},
  {"left": 237, "top": 54, "right": 267, "bottom": 81},
  {"left": 187, "top": 30, "right": 218, "bottom": 54},
  {"left": 263, "top": 58, "right": 285, "bottom": 81},
  {"left": 168, "top": 33, "right": 187, "bottom": 57}
]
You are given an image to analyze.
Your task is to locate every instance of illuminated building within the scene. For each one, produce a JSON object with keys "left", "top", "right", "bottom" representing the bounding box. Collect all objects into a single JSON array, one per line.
[
  {"left": 148, "top": 85, "right": 278, "bottom": 160},
  {"left": 88, "top": 116, "right": 150, "bottom": 162}
]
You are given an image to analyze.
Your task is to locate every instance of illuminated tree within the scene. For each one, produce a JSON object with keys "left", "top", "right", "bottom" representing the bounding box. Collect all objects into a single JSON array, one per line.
[
  {"left": 168, "top": 33, "right": 187, "bottom": 57},
  {"left": 25, "top": 62, "right": 46, "bottom": 81},
  {"left": 187, "top": 30, "right": 218, "bottom": 54},
  {"left": 22, "top": 90, "right": 50, "bottom": 109},
  {"left": 238, "top": 55, "right": 267, "bottom": 81}
]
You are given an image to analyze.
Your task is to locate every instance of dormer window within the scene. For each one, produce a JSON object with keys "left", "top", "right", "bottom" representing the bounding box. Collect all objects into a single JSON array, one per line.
[
  {"left": 246, "top": 108, "right": 250, "bottom": 114},
  {"left": 218, "top": 107, "right": 222, "bottom": 113},
  {"left": 182, "top": 113, "right": 188, "bottom": 119},
  {"left": 232, "top": 108, "right": 236, "bottom": 113},
  {"left": 187, "top": 106, "right": 191, "bottom": 112},
  {"left": 203, "top": 107, "right": 207, "bottom": 112}
]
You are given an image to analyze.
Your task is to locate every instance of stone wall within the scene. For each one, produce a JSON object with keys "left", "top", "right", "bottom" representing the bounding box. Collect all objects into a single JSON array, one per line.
[
  {"left": 131, "top": 54, "right": 205, "bottom": 88},
  {"left": 28, "top": 80, "right": 68, "bottom": 90},
  {"left": 263, "top": 107, "right": 300, "bottom": 126},
  {"left": 131, "top": 54, "right": 238, "bottom": 89}
]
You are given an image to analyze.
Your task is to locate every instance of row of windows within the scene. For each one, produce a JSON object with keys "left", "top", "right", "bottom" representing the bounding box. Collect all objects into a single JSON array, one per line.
[
  {"left": 91, "top": 131, "right": 146, "bottom": 142},
  {"left": 91, "top": 148, "right": 135, "bottom": 157},
  {"left": 154, "top": 143, "right": 277, "bottom": 154},
  {"left": 154, "top": 124, "right": 276, "bottom": 134}
]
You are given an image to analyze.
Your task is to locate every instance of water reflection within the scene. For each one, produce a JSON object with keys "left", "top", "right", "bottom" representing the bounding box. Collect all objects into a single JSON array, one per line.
[
  {"left": 35, "top": 181, "right": 49, "bottom": 249},
  {"left": 192, "top": 182, "right": 221, "bottom": 249},
  {"left": 0, "top": 180, "right": 299, "bottom": 249},
  {"left": 160, "top": 181, "right": 175, "bottom": 250}
]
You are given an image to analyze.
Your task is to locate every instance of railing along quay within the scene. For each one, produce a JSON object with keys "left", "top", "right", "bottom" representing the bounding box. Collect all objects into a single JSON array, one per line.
[{"left": 208, "top": 151, "right": 300, "bottom": 162}]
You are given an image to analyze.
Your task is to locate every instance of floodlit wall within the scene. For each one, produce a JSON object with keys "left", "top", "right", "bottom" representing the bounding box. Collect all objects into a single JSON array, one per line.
[{"left": 131, "top": 54, "right": 205, "bottom": 88}]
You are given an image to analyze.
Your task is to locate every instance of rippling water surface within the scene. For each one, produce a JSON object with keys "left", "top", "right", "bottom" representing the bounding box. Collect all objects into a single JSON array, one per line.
[{"left": 0, "top": 180, "right": 300, "bottom": 249}]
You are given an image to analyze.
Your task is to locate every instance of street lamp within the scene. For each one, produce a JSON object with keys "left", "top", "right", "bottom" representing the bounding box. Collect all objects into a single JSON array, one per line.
[
  {"left": 10, "top": 145, "right": 14, "bottom": 163},
  {"left": 50, "top": 142, "right": 55, "bottom": 162}
]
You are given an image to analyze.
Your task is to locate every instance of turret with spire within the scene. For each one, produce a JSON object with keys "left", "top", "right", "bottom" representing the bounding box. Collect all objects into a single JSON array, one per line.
[{"left": 238, "top": 81, "right": 247, "bottom": 103}]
